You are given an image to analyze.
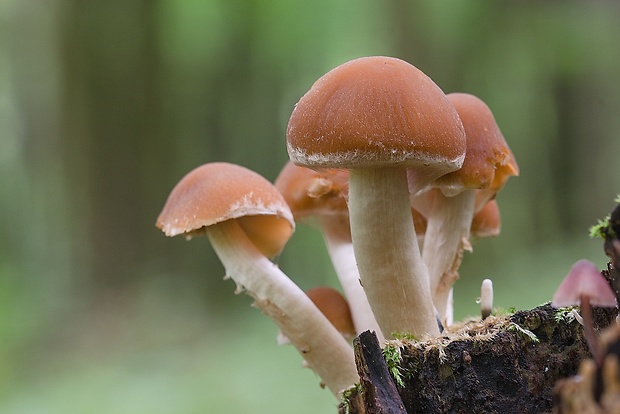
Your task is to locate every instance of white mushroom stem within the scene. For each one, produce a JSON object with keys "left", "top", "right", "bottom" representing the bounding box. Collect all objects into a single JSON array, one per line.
[
  {"left": 445, "top": 289, "right": 454, "bottom": 327},
  {"left": 421, "top": 190, "right": 476, "bottom": 325},
  {"left": 206, "top": 219, "right": 358, "bottom": 396},
  {"left": 320, "top": 214, "right": 385, "bottom": 343},
  {"left": 347, "top": 167, "right": 439, "bottom": 338},
  {"left": 480, "top": 278, "right": 493, "bottom": 320}
]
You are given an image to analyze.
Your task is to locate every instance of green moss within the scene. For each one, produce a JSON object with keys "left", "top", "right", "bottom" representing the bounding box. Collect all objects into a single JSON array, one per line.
[
  {"left": 590, "top": 215, "right": 611, "bottom": 239},
  {"left": 340, "top": 384, "right": 362, "bottom": 414},
  {"left": 589, "top": 194, "right": 620, "bottom": 239},
  {"left": 507, "top": 322, "right": 539, "bottom": 343},
  {"left": 382, "top": 344, "right": 405, "bottom": 387},
  {"left": 554, "top": 307, "right": 578, "bottom": 324},
  {"left": 494, "top": 306, "right": 517, "bottom": 316},
  {"left": 391, "top": 332, "right": 418, "bottom": 341}
]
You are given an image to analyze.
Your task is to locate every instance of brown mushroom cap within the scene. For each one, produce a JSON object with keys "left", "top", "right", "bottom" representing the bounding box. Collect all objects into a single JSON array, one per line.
[
  {"left": 471, "top": 198, "right": 501, "bottom": 239},
  {"left": 287, "top": 56, "right": 466, "bottom": 174},
  {"left": 434, "top": 93, "right": 519, "bottom": 196},
  {"left": 274, "top": 161, "right": 349, "bottom": 219},
  {"left": 306, "top": 287, "right": 355, "bottom": 339},
  {"left": 156, "top": 162, "right": 294, "bottom": 258},
  {"left": 275, "top": 161, "right": 427, "bottom": 238}
]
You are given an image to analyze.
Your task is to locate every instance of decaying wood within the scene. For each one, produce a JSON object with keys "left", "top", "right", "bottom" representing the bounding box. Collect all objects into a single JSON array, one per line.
[
  {"left": 352, "top": 331, "right": 407, "bottom": 414},
  {"left": 340, "top": 304, "right": 617, "bottom": 414},
  {"left": 554, "top": 323, "right": 620, "bottom": 414},
  {"left": 336, "top": 201, "right": 620, "bottom": 413}
]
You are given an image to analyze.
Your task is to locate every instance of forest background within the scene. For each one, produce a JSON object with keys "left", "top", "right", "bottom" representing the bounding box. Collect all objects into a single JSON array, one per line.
[{"left": 1, "top": 1, "right": 620, "bottom": 413}]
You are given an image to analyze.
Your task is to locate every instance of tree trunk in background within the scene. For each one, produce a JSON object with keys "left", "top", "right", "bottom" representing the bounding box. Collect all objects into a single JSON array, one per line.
[
  {"left": 551, "top": 75, "right": 607, "bottom": 234},
  {"left": 58, "top": 0, "right": 165, "bottom": 292}
]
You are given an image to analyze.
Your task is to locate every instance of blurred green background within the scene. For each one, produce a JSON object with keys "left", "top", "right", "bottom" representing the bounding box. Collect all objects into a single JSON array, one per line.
[{"left": 2, "top": 1, "right": 620, "bottom": 413}]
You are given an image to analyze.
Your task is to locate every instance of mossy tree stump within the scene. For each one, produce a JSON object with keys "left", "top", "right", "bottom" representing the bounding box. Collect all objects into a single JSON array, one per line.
[{"left": 340, "top": 304, "right": 617, "bottom": 414}]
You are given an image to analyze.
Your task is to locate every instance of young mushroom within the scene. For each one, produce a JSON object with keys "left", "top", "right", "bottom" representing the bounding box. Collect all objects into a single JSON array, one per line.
[
  {"left": 156, "top": 162, "right": 358, "bottom": 396},
  {"left": 552, "top": 259, "right": 617, "bottom": 366},
  {"left": 412, "top": 92, "right": 519, "bottom": 326},
  {"left": 287, "top": 56, "right": 466, "bottom": 338},
  {"left": 274, "top": 161, "right": 384, "bottom": 341},
  {"left": 443, "top": 197, "right": 502, "bottom": 325},
  {"left": 480, "top": 278, "right": 494, "bottom": 320}
]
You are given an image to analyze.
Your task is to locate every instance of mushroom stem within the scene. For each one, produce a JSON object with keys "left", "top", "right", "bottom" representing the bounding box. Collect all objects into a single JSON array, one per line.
[
  {"left": 480, "top": 279, "right": 494, "bottom": 320},
  {"left": 320, "top": 215, "right": 385, "bottom": 342},
  {"left": 580, "top": 294, "right": 603, "bottom": 367},
  {"left": 348, "top": 167, "right": 439, "bottom": 338},
  {"left": 421, "top": 190, "right": 476, "bottom": 325},
  {"left": 206, "top": 219, "right": 358, "bottom": 396}
]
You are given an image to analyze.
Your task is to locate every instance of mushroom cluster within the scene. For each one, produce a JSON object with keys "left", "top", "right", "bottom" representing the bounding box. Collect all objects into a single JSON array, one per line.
[
  {"left": 156, "top": 56, "right": 518, "bottom": 399},
  {"left": 286, "top": 56, "right": 517, "bottom": 333}
]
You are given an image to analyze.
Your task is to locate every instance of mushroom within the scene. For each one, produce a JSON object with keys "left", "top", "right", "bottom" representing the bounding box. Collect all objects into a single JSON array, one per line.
[
  {"left": 156, "top": 162, "right": 358, "bottom": 396},
  {"left": 412, "top": 92, "right": 519, "bottom": 326},
  {"left": 287, "top": 56, "right": 466, "bottom": 338},
  {"left": 306, "top": 286, "right": 356, "bottom": 341},
  {"left": 274, "top": 161, "right": 383, "bottom": 340},
  {"left": 552, "top": 259, "right": 617, "bottom": 366},
  {"left": 441, "top": 197, "right": 502, "bottom": 325},
  {"left": 471, "top": 198, "right": 501, "bottom": 239},
  {"left": 480, "top": 278, "right": 494, "bottom": 320},
  {"left": 277, "top": 286, "right": 355, "bottom": 346}
]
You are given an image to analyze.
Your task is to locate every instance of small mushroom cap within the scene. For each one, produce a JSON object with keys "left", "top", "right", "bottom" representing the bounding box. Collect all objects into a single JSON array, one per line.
[
  {"left": 274, "top": 161, "right": 349, "bottom": 220},
  {"left": 306, "top": 286, "right": 356, "bottom": 339},
  {"left": 471, "top": 198, "right": 501, "bottom": 239},
  {"left": 551, "top": 259, "right": 617, "bottom": 308},
  {"left": 435, "top": 93, "right": 519, "bottom": 197},
  {"left": 275, "top": 161, "right": 427, "bottom": 238},
  {"left": 156, "top": 162, "right": 295, "bottom": 258},
  {"left": 287, "top": 56, "right": 466, "bottom": 174}
]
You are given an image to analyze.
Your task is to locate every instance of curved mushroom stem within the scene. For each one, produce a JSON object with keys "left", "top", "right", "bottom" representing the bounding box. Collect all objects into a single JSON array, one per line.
[
  {"left": 580, "top": 294, "right": 603, "bottom": 367},
  {"left": 206, "top": 219, "right": 358, "bottom": 396},
  {"left": 348, "top": 167, "right": 439, "bottom": 338},
  {"left": 320, "top": 215, "right": 385, "bottom": 343},
  {"left": 421, "top": 190, "right": 476, "bottom": 325}
]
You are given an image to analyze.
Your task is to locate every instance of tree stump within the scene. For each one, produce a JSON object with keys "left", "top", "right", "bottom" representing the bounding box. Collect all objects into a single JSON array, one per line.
[{"left": 339, "top": 304, "right": 617, "bottom": 414}]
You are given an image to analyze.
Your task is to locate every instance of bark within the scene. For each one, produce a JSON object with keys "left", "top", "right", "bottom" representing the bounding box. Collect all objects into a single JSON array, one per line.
[
  {"left": 352, "top": 331, "right": 407, "bottom": 414},
  {"left": 340, "top": 304, "right": 618, "bottom": 414}
]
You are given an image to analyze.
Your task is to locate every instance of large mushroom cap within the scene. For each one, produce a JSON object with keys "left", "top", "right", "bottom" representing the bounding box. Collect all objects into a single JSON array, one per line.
[
  {"left": 156, "top": 162, "right": 295, "bottom": 258},
  {"left": 286, "top": 56, "right": 466, "bottom": 174},
  {"left": 434, "top": 93, "right": 519, "bottom": 196}
]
